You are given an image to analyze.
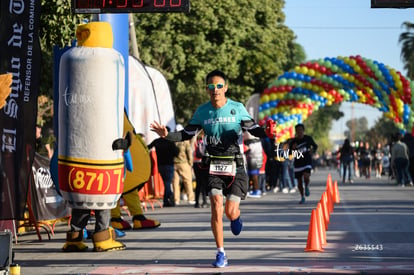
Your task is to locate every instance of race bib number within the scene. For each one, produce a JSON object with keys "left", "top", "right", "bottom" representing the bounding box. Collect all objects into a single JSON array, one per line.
[{"left": 209, "top": 157, "right": 236, "bottom": 176}]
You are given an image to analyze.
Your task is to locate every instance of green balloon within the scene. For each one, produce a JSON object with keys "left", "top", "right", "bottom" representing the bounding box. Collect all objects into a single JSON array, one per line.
[
  {"left": 259, "top": 112, "right": 265, "bottom": 120},
  {"left": 279, "top": 78, "right": 288, "bottom": 85}
]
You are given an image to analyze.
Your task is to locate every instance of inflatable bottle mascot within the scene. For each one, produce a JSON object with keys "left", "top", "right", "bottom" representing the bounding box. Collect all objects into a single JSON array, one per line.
[{"left": 58, "top": 21, "right": 127, "bottom": 252}]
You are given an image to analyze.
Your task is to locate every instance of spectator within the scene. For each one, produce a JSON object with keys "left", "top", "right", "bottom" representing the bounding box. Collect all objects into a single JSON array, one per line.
[
  {"left": 148, "top": 127, "right": 179, "bottom": 207},
  {"left": 35, "top": 124, "right": 55, "bottom": 159},
  {"left": 193, "top": 131, "right": 209, "bottom": 208},
  {"left": 262, "top": 136, "right": 281, "bottom": 193},
  {"left": 258, "top": 149, "right": 268, "bottom": 195},
  {"left": 373, "top": 142, "right": 385, "bottom": 178},
  {"left": 358, "top": 141, "right": 372, "bottom": 179},
  {"left": 278, "top": 141, "right": 296, "bottom": 193},
  {"left": 339, "top": 138, "right": 355, "bottom": 184},
  {"left": 244, "top": 131, "right": 264, "bottom": 198},
  {"left": 402, "top": 133, "right": 414, "bottom": 181},
  {"left": 391, "top": 133, "right": 413, "bottom": 187},
  {"left": 172, "top": 124, "right": 196, "bottom": 205}
]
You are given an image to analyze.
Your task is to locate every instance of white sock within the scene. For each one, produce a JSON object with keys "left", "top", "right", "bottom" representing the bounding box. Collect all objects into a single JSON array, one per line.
[{"left": 217, "top": 247, "right": 225, "bottom": 254}]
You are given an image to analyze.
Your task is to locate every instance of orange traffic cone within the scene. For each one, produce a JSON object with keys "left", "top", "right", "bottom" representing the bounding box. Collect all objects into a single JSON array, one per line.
[
  {"left": 326, "top": 174, "right": 333, "bottom": 195},
  {"left": 321, "top": 192, "right": 330, "bottom": 228},
  {"left": 333, "top": 180, "right": 340, "bottom": 204},
  {"left": 304, "top": 209, "right": 324, "bottom": 252},
  {"left": 316, "top": 202, "right": 327, "bottom": 246},
  {"left": 326, "top": 187, "right": 334, "bottom": 214}
]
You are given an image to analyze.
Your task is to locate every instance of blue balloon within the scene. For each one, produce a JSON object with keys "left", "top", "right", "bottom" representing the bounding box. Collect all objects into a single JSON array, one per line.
[{"left": 270, "top": 100, "right": 278, "bottom": 107}]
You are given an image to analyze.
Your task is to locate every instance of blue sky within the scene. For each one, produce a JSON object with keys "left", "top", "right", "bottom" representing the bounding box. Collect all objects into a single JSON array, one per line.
[{"left": 283, "top": 0, "right": 414, "bottom": 136}]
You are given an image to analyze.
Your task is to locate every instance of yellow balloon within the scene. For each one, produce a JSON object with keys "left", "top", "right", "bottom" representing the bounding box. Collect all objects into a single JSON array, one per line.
[
  {"left": 396, "top": 80, "right": 403, "bottom": 90},
  {"left": 396, "top": 99, "right": 403, "bottom": 108},
  {"left": 366, "top": 88, "right": 374, "bottom": 97},
  {"left": 261, "top": 94, "right": 269, "bottom": 103},
  {"left": 308, "top": 69, "right": 315, "bottom": 77}
]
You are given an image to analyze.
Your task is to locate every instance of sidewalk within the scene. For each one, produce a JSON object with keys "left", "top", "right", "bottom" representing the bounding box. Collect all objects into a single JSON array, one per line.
[{"left": 10, "top": 168, "right": 414, "bottom": 274}]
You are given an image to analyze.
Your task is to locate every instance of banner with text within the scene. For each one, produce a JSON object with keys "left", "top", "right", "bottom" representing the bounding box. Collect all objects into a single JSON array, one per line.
[{"left": 0, "top": 0, "right": 42, "bottom": 219}]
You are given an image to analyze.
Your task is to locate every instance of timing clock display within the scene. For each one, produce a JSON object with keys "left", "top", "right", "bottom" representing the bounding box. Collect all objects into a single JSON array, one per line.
[{"left": 72, "top": 0, "right": 190, "bottom": 14}]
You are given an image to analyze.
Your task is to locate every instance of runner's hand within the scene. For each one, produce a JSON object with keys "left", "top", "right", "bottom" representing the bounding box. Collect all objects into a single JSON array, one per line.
[{"left": 150, "top": 121, "right": 168, "bottom": 138}]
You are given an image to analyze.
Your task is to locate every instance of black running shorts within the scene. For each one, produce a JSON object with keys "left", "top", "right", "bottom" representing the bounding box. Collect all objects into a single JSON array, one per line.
[{"left": 208, "top": 167, "right": 249, "bottom": 200}]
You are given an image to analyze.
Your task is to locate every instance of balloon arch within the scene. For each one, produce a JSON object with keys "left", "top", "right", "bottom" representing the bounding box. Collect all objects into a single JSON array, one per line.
[{"left": 258, "top": 55, "right": 414, "bottom": 142}]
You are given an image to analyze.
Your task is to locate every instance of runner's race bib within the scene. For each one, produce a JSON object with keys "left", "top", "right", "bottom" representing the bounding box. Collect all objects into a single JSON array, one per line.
[{"left": 209, "top": 156, "right": 236, "bottom": 176}]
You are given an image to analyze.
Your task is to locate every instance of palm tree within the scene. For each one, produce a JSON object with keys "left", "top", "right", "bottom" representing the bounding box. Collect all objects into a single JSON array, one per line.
[{"left": 399, "top": 21, "right": 414, "bottom": 79}]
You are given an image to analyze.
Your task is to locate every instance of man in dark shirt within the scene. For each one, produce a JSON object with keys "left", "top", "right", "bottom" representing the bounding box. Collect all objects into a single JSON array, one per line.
[
  {"left": 148, "top": 127, "right": 179, "bottom": 207},
  {"left": 289, "top": 123, "right": 318, "bottom": 204}
]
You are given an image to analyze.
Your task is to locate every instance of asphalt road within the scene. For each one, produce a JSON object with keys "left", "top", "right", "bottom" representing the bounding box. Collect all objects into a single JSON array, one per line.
[{"left": 9, "top": 167, "right": 414, "bottom": 275}]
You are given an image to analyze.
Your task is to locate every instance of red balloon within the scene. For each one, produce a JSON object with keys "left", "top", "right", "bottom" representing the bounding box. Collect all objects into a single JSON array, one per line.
[{"left": 259, "top": 119, "right": 266, "bottom": 126}]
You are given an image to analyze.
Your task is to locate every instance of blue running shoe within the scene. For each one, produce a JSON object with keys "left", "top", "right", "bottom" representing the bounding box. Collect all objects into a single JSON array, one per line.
[
  {"left": 299, "top": 197, "right": 306, "bottom": 204},
  {"left": 247, "top": 190, "right": 262, "bottom": 198},
  {"left": 212, "top": 251, "right": 228, "bottom": 268},
  {"left": 230, "top": 216, "right": 243, "bottom": 236},
  {"left": 305, "top": 186, "right": 310, "bottom": 196}
]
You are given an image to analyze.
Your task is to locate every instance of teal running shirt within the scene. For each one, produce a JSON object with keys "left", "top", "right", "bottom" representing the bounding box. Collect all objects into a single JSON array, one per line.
[{"left": 188, "top": 99, "right": 253, "bottom": 156}]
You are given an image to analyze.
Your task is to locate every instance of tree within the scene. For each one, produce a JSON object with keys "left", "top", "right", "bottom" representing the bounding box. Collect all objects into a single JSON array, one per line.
[
  {"left": 365, "top": 116, "right": 400, "bottom": 146},
  {"left": 344, "top": 117, "right": 369, "bottom": 142},
  {"left": 285, "top": 42, "right": 306, "bottom": 70},
  {"left": 134, "top": 0, "right": 296, "bottom": 123},
  {"left": 399, "top": 21, "right": 414, "bottom": 79}
]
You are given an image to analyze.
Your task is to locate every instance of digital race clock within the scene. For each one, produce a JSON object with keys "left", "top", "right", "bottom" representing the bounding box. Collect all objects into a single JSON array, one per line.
[{"left": 72, "top": 0, "right": 190, "bottom": 14}]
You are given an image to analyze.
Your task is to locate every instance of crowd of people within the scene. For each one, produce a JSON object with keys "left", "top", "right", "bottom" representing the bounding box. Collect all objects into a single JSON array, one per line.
[
  {"left": 243, "top": 123, "right": 319, "bottom": 205},
  {"left": 335, "top": 133, "right": 414, "bottom": 187}
]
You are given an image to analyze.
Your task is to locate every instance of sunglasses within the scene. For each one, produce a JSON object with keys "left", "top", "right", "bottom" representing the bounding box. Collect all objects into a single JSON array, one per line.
[{"left": 206, "top": 83, "right": 225, "bottom": 90}]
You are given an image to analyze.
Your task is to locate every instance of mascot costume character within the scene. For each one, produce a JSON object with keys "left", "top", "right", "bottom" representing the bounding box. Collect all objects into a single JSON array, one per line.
[
  {"left": 58, "top": 21, "right": 128, "bottom": 252},
  {"left": 110, "top": 113, "right": 160, "bottom": 230}
]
